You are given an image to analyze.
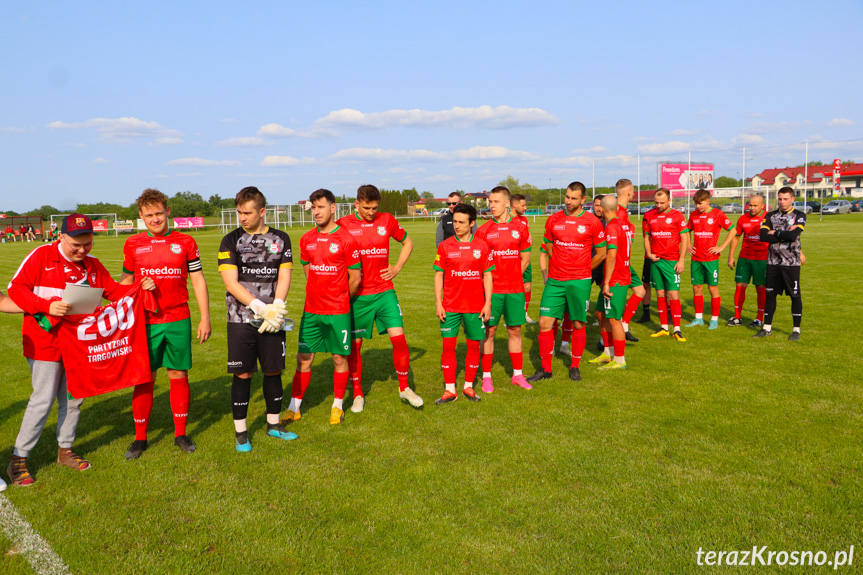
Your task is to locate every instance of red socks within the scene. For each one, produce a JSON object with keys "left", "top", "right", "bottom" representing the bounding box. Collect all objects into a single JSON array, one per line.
[
  {"left": 657, "top": 298, "right": 669, "bottom": 326},
  {"left": 348, "top": 340, "right": 363, "bottom": 397},
  {"left": 734, "top": 285, "right": 746, "bottom": 319},
  {"left": 465, "top": 340, "right": 480, "bottom": 385},
  {"left": 481, "top": 351, "right": 493, "bottom": 373},
  {"left": 711, "top": 296, "right": 721, "bottom": 319},
  {"left": 623, "top": 294, "right": 641, "bottom": 323},
  {"left": 561, "top": 317, "right": 573, "bottom": 344},
  {"left": 333, "top": 370, "right": 349, "bottom": 400},
  {"left": 669, "top": 299, "right": 682, "bottom": 329},
  {"left": 693, "top": 294, "right": 704, "bottom": 316},
  {"left": 169, "top": 377, "right": 190, "bottom": 437},
  {"left": 132, "top": 380, "right": 154, "bottom": 441},
  {"left": 756, "top": 286, "right": 766, "bottom": 321},
  {"left": 571, "top": 327, "right": 586, "bottom": 368},
  {"left": 292, "top": 370, "right": 311, "bottom": 399},
  {"left": 538, "top": 330, "right": 555, "bottom": 372},
  {"left": 441, "top": 337, "right": 457, "bottom": 384},
  {"left": 524, "top": 290, "right": 531, "bottom": 312},
  {"left": 613, "top": 339, "right": 625, "bottom": 359},
  {"left": 509, "top": 351, "right": 523, "bottom": 371},
  {"left": 600, "top": 331, "right": 611, "bottom": 349},
  {"left": 389, "top": 334, "right": 410, "bottom": 392}
]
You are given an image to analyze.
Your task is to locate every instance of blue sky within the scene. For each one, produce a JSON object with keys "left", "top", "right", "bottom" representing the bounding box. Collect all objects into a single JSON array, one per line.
[{"left": 1, "top": 1, "right": 861, "bottom": 210}]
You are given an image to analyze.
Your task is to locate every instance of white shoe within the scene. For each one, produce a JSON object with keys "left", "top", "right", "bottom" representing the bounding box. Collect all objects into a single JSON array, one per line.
[
  {"left": 350, "top": 396, "right": 365, "bottom": 413},
  {"left": 559, "top": 342, "right": 572, "bottom": 356},
  {"left": 0, "top": 476, "right": 6, "bottom": 492},
  {"left": 525, "top": 314, "right": 537, "bottom": 324},
  {"left": 591, "top": 319, "right": 599, "bottom": 326},
  {"left": 399, "top": 388, "right": 424, "bottom": 408}
]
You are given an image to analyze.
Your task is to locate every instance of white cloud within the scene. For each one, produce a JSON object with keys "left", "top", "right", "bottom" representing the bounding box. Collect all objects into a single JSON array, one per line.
[
  {"left": 260, "top": 155, "right": 315, "bottom": 167},
  {"left": 330, "top": 148, "right": 446, "bottom": 162},
  {"left": 731, "top": 134, "right": 767, "bottom": 146},
  {"left": 316, "top": 105, "right": 559, "bottom": 130},
  {"left": 166, "top": 157, "right": 240, "bottom": 167},
  {"left": 668, "top": 129, "right": 698, "bottom": 136},
  {"left": 451, "top": 146, "right": 540, "bottom": 161},
  {"left": 92, "top": 157, "right": 108, "bottom": 164},
  {"left": 746, "top": 121, "right": 811, "bottom": 135},
  {"left": 217, "top": 137, "right": 270, "bottom": 147},
  {"left": 0, "top": 126, "right": 30, "bottom": 133},
  {"left": 828, "top": 118, "right": 854, "bottom": 127},
  {"left": 426, "top": 175, "right": 454, "bottom": 182},
  {"left": 743, "top": 110, "right": 763, "bottom": 118},
  {"left": 571, "top": 146, "right": 608, "bottom": 154},
  {"left": 636, "top": 140, "right": 691, "bottom": 155},
  {"left": 47, "top": 117, "right": 183, "bottom": 143},
  {"left": 256, "top": 123, "right": 335, "bottom": 139},
  {"left": 154, "top": 137, "right": 183, "bottom": 145}
]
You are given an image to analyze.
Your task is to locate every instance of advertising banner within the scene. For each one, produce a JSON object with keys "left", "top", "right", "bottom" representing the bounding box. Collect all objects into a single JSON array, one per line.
[
  {"left": 833, "top": 159, "right": 841, "bottom": 192},
  {"left": 113, "top": 220, "right": 134, "bottom": 230},
  {"left": 92, "top": 220, "right": 109, "bottom": 232},
  {"left": 174, "top": 217, "right": 204, "bottom": 229},
  {"left": 658, "top": 163, "right": 715, "bottom": 197}
]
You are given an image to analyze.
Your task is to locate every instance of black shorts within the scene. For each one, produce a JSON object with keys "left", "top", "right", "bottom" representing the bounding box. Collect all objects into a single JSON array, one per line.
[
  {"left": 765, "top": 265, "right": 801, "bottom": 297},
  {"left": 226, "top": 322, "right": 286, "bottom": 374},
  {"left": 641, "top": 258, "right": 653, "bottom": 284}
]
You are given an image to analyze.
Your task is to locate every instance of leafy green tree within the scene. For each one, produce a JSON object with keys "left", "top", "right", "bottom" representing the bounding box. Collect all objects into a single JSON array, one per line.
[{"left": 714, "top": 176, "right": 740, "bottom": 188}]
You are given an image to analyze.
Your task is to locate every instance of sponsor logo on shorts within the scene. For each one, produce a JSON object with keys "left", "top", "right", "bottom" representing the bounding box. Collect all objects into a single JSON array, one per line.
[{"left": 228, "top": 361, "right": 243, "bottom": 367}]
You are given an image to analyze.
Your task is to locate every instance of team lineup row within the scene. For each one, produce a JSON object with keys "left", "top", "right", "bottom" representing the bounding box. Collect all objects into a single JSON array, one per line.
[{"left": 0, "top": 181, "right": 805, "bottom": 489}]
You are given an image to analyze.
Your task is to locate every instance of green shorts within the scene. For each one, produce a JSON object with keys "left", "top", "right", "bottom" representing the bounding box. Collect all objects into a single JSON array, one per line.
[
  {"left": 539, "top": 278, "right": 592, "bottom": 322},
  {"left": 488, "top": 293, "right": 527, "bottom": 327},
  {"left": 440, "top": 312, "right": 486, "bottom": 340},
  {"left": 146, "top": 318, "right": 192, "bottom": 371},
  {"left": 5, "top": 233, "right": 13, "bottom": 240},
  {"left": 691, "top": 260, "right": 720, "bottom": 286},
  {"left": 350, "top": 289, "right": 403, "bottom": 340},
  {"left": 601, "top": 285, "right": 629, "bottom": 320},
  {"left": 735, "top": 257, "right": 767, "bottom": 286},
  {"left": 629, "top": 265, "right": 642, "bottom": 288},
  {"left": 298, "top": 312, "right": 352, "bottom": 355},
  {"left": 522, "top": 262, "right": 532, "bottom": 284},
  {"left": 649, "top": 259, "right": 682, "bottom": 292}
]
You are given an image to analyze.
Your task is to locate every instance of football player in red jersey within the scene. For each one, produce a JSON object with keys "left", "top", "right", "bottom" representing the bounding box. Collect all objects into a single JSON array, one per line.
[
  {"left": 337, "top": 184, "right": 422, "bottom": 411},
  {"left": 721, "top": 194, "right": 769, "bottom": 327},
  {"left": 285, "top": 189, "right": 362, "bottom": 425},
  {"left": 433, "top": 203, "right": 493, "bottom": 404},
  {"left": 120, "top": 189, "right": 211, "bottom": 459}
]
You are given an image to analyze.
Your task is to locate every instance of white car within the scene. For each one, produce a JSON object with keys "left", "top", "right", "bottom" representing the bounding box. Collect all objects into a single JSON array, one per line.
[
  {"left": 822, "top": 200, "right": 851, "bottom": 214},
  {"left": 432, "top": 207, "right": 448, "bottom": 216},
  {"left": 792, "top": 201, "right": 812, "bottom": 214}
]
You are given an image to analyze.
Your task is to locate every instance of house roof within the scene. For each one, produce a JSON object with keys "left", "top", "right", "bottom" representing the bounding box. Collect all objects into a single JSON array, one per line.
[{"left": 754, "top": 163, "right": 863, "bottom": 184}]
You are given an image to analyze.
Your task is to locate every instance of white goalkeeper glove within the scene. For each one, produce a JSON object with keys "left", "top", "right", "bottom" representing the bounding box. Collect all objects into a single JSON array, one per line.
[{"left": 249, "top": 299, "right": 286, "bottom": 333}]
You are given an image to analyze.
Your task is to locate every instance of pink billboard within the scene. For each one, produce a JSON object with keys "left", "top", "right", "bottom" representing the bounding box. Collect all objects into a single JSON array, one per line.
[
  {"left": 658, "top": 163, "right": 714, "bottom": 197},
  {"left": 173, "top": 217, "right": 204, "bottom": 229}
]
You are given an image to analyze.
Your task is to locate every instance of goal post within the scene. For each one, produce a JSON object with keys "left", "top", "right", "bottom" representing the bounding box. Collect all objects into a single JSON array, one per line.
[{"left": 50, "top": 213, "right": 120, "bottom": 237}]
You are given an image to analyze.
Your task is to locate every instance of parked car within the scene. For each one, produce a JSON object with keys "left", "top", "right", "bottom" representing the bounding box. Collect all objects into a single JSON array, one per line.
[
  {"left": 545, "top": 204, "right": 564, "bottom": 214},
  {"left": 792, "top": 201, "right": 812, "bottom": 214},
  {"left": 850, "top": 199, "right": 863, "bottom": 212},
  {"left": 822, "top": 200, "right": 852, "bottom": 214},
  {"left": 431, "top": 207, "right": 448, "bottom": 216},
  {"left": 721, "top": 203, "right": 743, "bottom": 214},
  {"left": 806, "top": 201, "right": 821, "bottom": 213},
  {"left": 626, "top": 204, "right": 641, "bottom": 215}
]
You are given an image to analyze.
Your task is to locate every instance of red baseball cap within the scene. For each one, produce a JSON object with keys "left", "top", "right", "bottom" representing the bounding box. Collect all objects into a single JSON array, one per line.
[{"left": 61, "top": 214, "right": 94, "bottom": 236}]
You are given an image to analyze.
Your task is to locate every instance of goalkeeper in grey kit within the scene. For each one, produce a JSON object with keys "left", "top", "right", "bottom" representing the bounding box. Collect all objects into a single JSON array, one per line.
[{"left": 218, "top": 187, "right": 297, "bottom": 452}]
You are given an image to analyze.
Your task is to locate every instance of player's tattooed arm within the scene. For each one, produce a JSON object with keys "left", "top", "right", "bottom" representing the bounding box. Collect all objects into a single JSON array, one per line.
[{"left": 434, "top": 271, "right": 446, "bottom": 321}]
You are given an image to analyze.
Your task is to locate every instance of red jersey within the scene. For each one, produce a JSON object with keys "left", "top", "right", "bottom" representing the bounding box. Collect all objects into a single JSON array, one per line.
[
  {"left": 513, "top": 214, "right": 529, "bottom": 227},
  {"left": 643, "top": 208, "right": 688, "bottom": 261},
  {"left": 735, "top": 209, "right": 768, "bottom": 261},
  {"left": 475, "top": 216, "right": 531, "bottom": 294},
  {"left": 603, "top": 218, "right": 631, "bottom": 287},
  {"left": 433, "top": 235, "right": 494, "bottom": 313},
  {"left": 122, "top": 230, "right": 202, "bottom": 324},
  {"left": 7, "top": 242, "right": 131, "bottom": 361},
  {"left": 543, "top": 209, "right": 606, "bottom": 281},
  {"left": 299, "top": 226, "right": 361, "bottom": 315},
  {"left": 336, "top": 212, "right": 407, "bottom": 296},
  {"left": 688, "top": 208, "right": 732, "bottom": 262}
]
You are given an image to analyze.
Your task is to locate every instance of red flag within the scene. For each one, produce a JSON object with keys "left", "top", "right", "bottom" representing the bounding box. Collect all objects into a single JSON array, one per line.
[{"left": 57, "top": 283, "right": 154, "bottom": 398}]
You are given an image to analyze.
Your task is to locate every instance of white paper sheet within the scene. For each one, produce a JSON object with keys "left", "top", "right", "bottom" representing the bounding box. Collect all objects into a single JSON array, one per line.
[{"left": 63, "top": 283, "right": 104, "bottom": 315}]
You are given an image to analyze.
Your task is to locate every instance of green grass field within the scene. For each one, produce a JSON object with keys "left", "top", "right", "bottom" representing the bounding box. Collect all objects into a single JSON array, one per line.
[{"left": 1, "top": 215, "right": 862, "bottom": 574}]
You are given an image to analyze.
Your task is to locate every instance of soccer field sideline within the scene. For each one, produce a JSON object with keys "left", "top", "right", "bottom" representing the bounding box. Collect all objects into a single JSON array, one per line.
[{"left": 0, "top": 215, "right": 862, "bottom": 573}]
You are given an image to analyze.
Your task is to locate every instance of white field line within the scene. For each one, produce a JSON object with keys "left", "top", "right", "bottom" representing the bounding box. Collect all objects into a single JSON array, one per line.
[{"left": 0, "top": 494, "right": 71, "bottom": 575}]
